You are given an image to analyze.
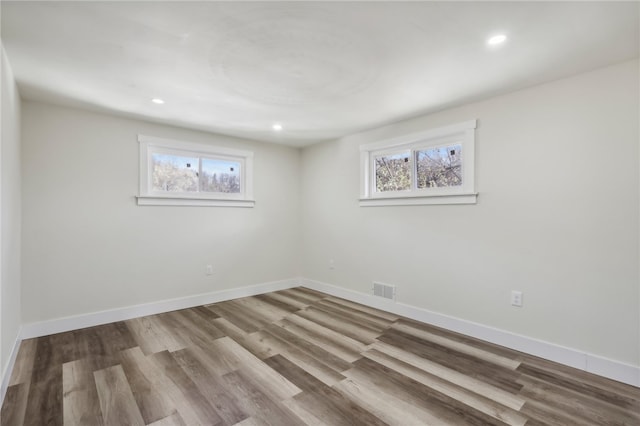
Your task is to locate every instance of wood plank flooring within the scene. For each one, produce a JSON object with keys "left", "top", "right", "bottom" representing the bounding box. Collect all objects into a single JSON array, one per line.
[{"left": 2, "top": 287, "right": 639, "bottom": 425}]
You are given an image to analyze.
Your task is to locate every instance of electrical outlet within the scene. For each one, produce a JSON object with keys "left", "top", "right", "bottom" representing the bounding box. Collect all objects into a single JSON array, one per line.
[
  {"left": 329, "top": 259, "right": 335, "bottom": 270},
  {"left": 511, "top": 290, "right": 523, "bottom": 307},
  {"left": 206, "top": 265, "right": 214, "bottom": 275}
]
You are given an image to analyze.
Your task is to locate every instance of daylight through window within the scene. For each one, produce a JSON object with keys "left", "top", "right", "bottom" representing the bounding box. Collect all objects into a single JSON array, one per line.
[
  {"left": 360, "top": 120, "right": 477, "bottom": 206},
  {"left": 137, "top": 135, "right": 254, "bottom": 207},
  {"left": 375, "top": 151, "right": 411, "bottom": 192},
  {"left": 416, "top": 144, "right": 462, "bottom": 189}
]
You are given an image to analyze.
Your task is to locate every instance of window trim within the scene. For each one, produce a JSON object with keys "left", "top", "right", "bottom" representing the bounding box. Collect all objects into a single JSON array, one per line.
[
  {"left": 360, "top": 120, "right": 477, "bottom": 206},
  {"left": 137, "top": 134, "right": 255, "bottom": 207}
]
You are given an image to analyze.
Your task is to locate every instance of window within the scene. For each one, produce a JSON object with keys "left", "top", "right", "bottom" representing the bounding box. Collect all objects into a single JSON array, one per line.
[
  {"left": 137, "top": 135, "right": 254, "bottom": 207},
  {"left": 360, "top": 120, "right": 477, "bottom": 206},
  {"left": 375, "top": 151, "right": 411, "bottom": 192},
  {"left": 415, "top": 144, "right": 462, "bottom": 189}
]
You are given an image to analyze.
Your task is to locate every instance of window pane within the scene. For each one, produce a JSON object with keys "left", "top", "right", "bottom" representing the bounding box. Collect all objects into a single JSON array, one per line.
[
  {"left": 375, "top": 152, "right": 411, "bottom": 192},
  {"left": 416, "top": 144, "right": 462, "bottom": 188},
  {"left": 152, "top": 153, "right": 199, "bottom": 192},
  {"left": 201, "top": 158, "right": 241, "bottom": 193}
]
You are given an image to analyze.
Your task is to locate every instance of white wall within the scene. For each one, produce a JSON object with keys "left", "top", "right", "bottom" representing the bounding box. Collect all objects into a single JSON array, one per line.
[
  {"left": 13, "top": 58, "right": 640, "bottom": 383},
  {"left": 301, "top": 59, "right": 640, "bottom": 367},
  {"left": 1, "top": 45, "right": 22, "bottom": 380},
  {"left": 21, "top": 102, "right": 300, "bottom": 323}
]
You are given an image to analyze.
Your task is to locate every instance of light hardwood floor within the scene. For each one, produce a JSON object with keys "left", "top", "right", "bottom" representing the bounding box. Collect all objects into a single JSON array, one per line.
[{"left": 1, "top": 287, "right": 639, "bottom": 425}]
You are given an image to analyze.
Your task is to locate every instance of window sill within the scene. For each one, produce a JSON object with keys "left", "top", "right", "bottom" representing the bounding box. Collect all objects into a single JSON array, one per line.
[
  {"left": 136, "top": 196, "right": 255, "bottom": 207},
  {"left": 359, "top": 193, "right": 477, "bottom": 207}
]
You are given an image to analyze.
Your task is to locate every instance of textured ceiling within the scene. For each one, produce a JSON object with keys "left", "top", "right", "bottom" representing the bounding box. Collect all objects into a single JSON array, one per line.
[{"left": 2, "top": 1, "right": 639, "bottom": 146}]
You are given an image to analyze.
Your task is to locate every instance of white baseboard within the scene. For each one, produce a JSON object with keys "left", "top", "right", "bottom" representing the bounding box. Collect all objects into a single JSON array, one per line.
[
  {"left": 586, "top": 353, "right": 640, "bottom": 387},
  {"left": 300, "top": 278, "right": 640, "bottom": 388},
  {"left": 1, "top": 278, "right": 297, "bottom": 407},
  {"left": 5, "top": 276, "right": 638, "bottom": 400},
  {"left": 21, "top": 278, "right": 299, "bottom": 339},
  {"left": 1, "top": 327, "right": 23, "bottom": 409}
]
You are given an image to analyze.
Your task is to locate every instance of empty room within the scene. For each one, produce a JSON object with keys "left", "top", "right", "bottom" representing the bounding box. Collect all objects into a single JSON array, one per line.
[{"left": 1, "top": 1, "right": 639, "bottom": 425}]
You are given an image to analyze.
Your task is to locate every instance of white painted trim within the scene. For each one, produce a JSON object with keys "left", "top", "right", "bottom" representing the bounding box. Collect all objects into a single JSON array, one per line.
[
  {"left": 2, "top": 279, "right": 297, "bottom": 405},
  {"left": 360, "top": 120, "right": 477, "bottom": 204},
  {"left": 136, "top": 196, "right": 255, "bottom": 207},
  {"left": 587, "top": 353, "right": 640, "bottom": 387},
  {"left": 3, "top": 278, "right": 297, "bottom": 405},
  {"left": 359, "top": 119, "right": 477, "bottom": 152},
  {"left": 299, "top": 278, "right": 640, "bottom": 388},
  {"left": 138, "top": 134, "right": 254, "bottom": 158},
  {"left": 21, "top": 279, "right": 298, "bottom": 339},
  {"left": 0, "top": 327, "right": 23, "bottom": 408},
  {"left": 360, "top": 193, "right": 477, "bottom": 206},
  {"left": 137, "top": 134, "right": 254, "bottom": 205},
  {"left": 7, "top": 276, "right": 638, "bottom": 392}
]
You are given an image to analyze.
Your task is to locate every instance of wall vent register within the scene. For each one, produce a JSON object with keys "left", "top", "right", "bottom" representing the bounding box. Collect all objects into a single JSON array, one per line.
[{"left": 373, "top": 282, "right": 396, "bottom": 300}]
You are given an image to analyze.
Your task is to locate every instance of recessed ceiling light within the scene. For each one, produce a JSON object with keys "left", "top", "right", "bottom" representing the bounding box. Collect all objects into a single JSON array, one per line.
[
  {"left": 487, "top": 34, "right": 507, "bottom": 46},
  {"left": 151, "top": 98, "right": 165, "bottom": 104},
  {"left": 272, "top": 123, "right": 283, "bottom": 131}
]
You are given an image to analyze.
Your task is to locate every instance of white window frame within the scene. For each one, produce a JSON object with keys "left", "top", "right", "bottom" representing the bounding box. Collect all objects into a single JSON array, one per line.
[
  {"left": 137, "top": 134, "right": 254, "bottom": 207},
  {"left": 360, "top": 120, "right": 477, "bottom": 206}
]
